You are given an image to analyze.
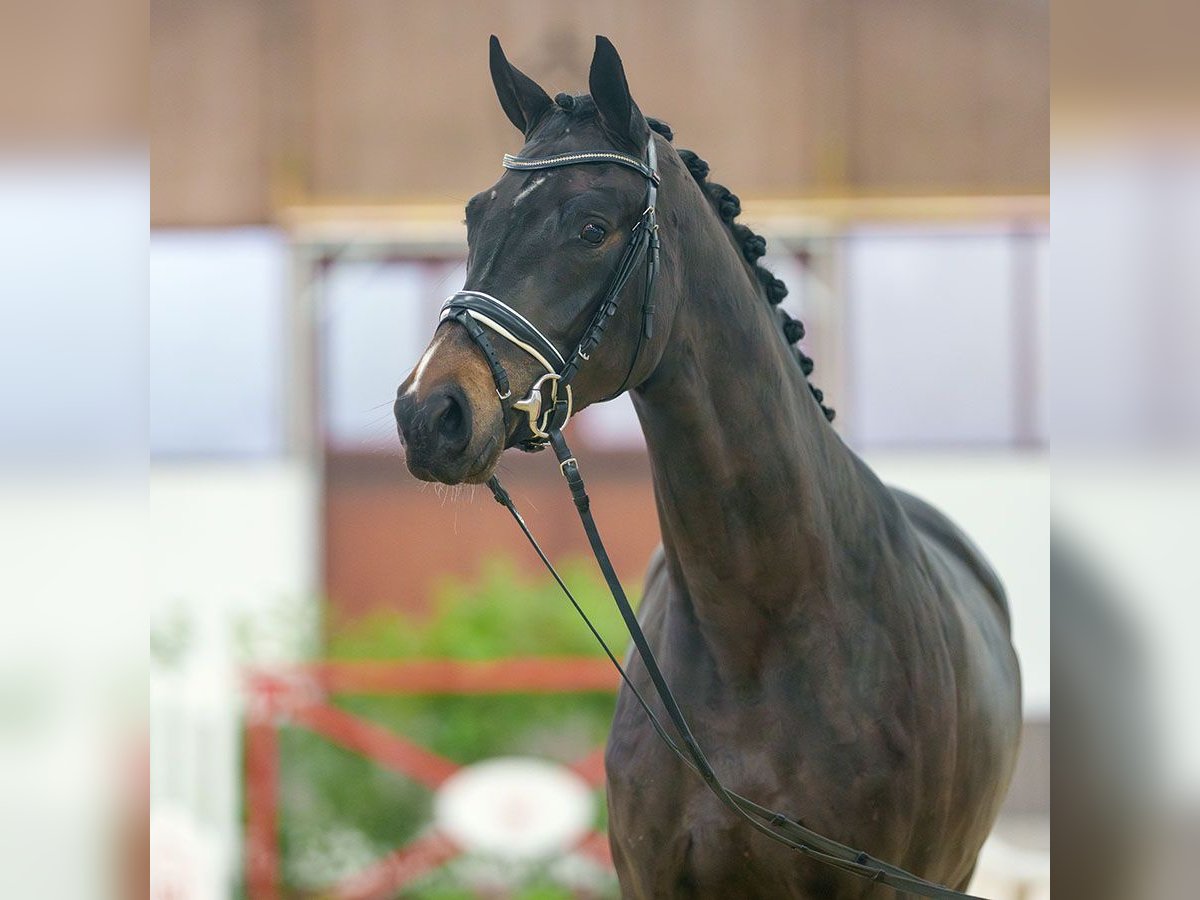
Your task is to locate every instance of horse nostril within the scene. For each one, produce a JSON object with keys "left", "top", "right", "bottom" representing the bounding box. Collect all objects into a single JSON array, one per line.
[
  {"left": 394, "top": 392, "right": 413, "bottom": 445},
  {"left": 441, "top": 397, "right": 463, "bottom": 436},
  {"left": 430, "top": 387, "right": 471, "bottom": 453}
]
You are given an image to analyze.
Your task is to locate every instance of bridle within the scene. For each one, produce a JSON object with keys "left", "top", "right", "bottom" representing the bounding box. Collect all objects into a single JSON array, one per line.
[
  {"left": 436, "top": 136, "right": 980, "bottom": 899},
  {"left": 440, "top": 139, "right": 660, "bottom": 448}
]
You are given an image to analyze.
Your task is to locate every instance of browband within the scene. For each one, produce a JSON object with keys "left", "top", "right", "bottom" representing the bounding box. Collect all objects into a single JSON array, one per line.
[{"left": 503, "top": 150, "right": 660, "bottom": 184}]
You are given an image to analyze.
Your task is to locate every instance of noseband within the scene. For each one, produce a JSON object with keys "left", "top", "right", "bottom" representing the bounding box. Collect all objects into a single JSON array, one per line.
[
  {"left": 434, "top": 136, "right": 976, "bottom": 899},
  {"left": 440, "top": 139, "right": 659, "bottom": 447}
]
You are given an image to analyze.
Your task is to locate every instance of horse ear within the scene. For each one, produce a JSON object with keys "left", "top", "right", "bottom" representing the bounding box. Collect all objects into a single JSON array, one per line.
[
  {"left": 489, "top": 35, "right": 553, "bottom": 136},
  {"left": 588, "top": 35, "right": 648, "bottom": 151}
]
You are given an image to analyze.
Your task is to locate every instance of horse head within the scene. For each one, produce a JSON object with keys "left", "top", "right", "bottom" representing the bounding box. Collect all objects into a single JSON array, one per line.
[{"left": 394, "top": 36, "right": 681, "bottom": 484}]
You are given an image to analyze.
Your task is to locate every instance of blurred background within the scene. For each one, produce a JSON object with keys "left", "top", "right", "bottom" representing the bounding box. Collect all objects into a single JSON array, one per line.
[
  {"left": 21, "top": 1, "right": 1200, "bottom": 897},
  {"left": 144, "top": 2, "right": 1050, "bottom": 898},
  {"left": 9, "top": 0, "right": 1200, "bottom": 896}
]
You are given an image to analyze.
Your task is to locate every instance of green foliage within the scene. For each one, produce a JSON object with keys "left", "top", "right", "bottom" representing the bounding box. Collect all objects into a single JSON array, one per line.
[
  {"left": 326, "top": 557, "right": 634, "bottom": 662},
  {"left": 277, "top": 557, "right": 636, "bottom": 897}
]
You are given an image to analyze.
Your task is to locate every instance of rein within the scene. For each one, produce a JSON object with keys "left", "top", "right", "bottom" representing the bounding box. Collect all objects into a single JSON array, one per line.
[{"left": 440, "top": 139, "right": 980, "bottom": 899}]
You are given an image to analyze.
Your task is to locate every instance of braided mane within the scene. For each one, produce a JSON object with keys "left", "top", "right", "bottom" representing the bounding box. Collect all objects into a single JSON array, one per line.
[
  {"left": 544, "top": 94, "right": 833, "bottom": 421},
  {"left": 645, "top": 116, "right": 834, "bottom": 422}
]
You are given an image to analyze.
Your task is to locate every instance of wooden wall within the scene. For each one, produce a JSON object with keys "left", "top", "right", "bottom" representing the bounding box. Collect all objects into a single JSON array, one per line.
[
  {"left": 151, "top": 0, "right": 1048, "bottom": 226},
  {"left": 1, "top": 0, "right": 146, "bottom": 147},
  {"left": 324, "top": 451, "right": 662, "bottom": 622}
]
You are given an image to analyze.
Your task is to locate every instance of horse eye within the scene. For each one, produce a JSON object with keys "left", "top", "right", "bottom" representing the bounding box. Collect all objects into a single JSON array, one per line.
[{"left": 580, "top": 222, "right": 606, "bottom": 244}]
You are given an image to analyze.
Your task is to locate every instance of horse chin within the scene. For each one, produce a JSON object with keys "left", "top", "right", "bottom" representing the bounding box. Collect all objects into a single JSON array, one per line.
[
  {"left": 453, "top": 431, "right": 503, "bottom": 485},
  {"left": 401, "top": 431, "right": 501, "bottom": 486},
  {"left": 462, "top": 438, "right": 502, "bottom": 484}
]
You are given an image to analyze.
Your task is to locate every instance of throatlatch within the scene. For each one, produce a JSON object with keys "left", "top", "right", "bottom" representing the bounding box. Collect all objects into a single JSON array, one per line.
[{"left": 440, "top": 138, "right": 978, "bottom": 899}]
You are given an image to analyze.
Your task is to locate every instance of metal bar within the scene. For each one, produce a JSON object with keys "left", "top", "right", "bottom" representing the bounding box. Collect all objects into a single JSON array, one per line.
[
  {"left": 567, "top": 746, "right": 607, "bottom": 787},
  {"left": 573, "top": 830, "right": 614, "bottom": 868},
  {"left": 243, "top": 660, "right": 623, "bottom": 894},
  {"left": 244, "top": 712, "right": 280, "bottom": 899},
  {"left": 278, "top": 195, "right": 1050, "bottom": 250},
  {"left": 289, "top": 701, "right": 460, "bottom": 789},
  {"left": 330, "top": 831, "right": 461, "bottom": 900},
  {"left": 298, "top": 657, "right": 619, "bottom": 696}
]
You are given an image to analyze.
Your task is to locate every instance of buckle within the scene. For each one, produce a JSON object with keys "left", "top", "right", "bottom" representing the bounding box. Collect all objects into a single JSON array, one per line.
[{"left": 511, "top": 372, "right": 564, "bottom": 440}]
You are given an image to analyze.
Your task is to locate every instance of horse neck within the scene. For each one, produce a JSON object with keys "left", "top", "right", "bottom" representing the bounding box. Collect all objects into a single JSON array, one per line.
[{"left": 631, "top": 178, "right": 880, "bottom": 657}]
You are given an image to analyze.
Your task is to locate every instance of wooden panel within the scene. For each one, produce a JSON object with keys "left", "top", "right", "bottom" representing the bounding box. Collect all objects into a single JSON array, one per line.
[
  {"left": 150, "top": 0, "right": 274, "bottom": 224},
  {"left": 304, "top": 0, "right": 842, "bottom": 201},
  {"left": 150, "top": 0, "right": 1048, "bottom": 225},
  {"left": 847, "top": 0, "right": 1049, "bottom": 193},
  {"left": 323, "top": 451, "right": 661, "bottom": 622},
  {"left": 0, "top": 0, "right": 146, "bottom": 147}
]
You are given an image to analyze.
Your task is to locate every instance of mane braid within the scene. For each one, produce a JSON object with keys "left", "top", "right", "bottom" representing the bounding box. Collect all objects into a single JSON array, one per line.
[
  {"left": 547, "top": 96, "right": 834, "bottom": 421},
  {"left": 647, "top": 117, "right": 835, "bottom": 422}
]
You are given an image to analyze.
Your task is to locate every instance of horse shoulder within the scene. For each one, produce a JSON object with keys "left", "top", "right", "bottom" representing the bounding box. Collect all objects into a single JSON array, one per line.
[{"left": 889, "top": 486, "right": 1012, "bottom": 633}]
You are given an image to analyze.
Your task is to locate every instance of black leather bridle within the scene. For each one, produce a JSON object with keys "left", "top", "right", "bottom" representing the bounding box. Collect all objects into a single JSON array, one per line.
[
  {"left": 438, "top": 138, "right": 980, "bottom": 899},
  {"left": 442, "top": 140, "right": 659, "bottom": 449}
]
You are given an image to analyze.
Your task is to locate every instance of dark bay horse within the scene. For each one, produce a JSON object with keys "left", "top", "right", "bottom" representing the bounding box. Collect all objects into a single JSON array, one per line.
[{"left": 393, "top": 35, "right": 1021, "bottom": 899}]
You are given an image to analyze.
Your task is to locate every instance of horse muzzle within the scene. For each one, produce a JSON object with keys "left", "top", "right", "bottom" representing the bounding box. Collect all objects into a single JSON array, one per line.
[{"left": 394, "top": 380, "right": 503, "bottom": 484}]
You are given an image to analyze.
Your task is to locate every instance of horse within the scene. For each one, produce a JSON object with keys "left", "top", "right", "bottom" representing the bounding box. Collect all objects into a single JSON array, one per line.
[{"left": 393, "top": 35, "right": 1022, "bottom": 899}]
